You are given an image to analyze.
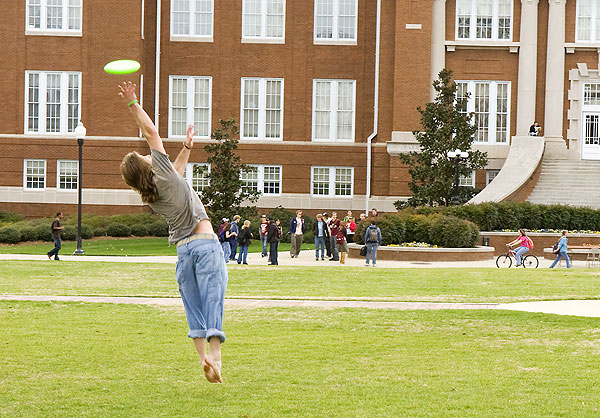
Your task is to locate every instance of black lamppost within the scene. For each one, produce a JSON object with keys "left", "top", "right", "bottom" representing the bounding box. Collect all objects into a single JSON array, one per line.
[
  {"left": 73, "top": 121, "right": 86, "bottom": 255},
  {"left": 447, "top": 148, "right": 469, "bottom": 205}
]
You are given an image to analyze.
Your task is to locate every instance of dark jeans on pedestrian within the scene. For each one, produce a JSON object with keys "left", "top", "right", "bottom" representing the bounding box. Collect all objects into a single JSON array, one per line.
[
  {"left": 237, "top": 245, "right": 249, "bottom": 264},
  {"left": 324, "top": 236, "right": 331, "bottom": 257},
  {"left": 329, "top": 236, "right": 339, "bottom": 260},
  {"left": 269, "top": 241, "right": 279, "bottom": 265},
  {"left": 260, "top": 235, "right": 268, "bottom": 256},
  {"left": 47, "top": 237, "right": 61, "bottom": 260},
  {"left": 229, "top": 239, "right": 238, "bottom": 260}
]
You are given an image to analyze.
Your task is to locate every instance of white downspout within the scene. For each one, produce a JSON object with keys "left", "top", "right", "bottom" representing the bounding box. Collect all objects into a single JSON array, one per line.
[
  {"left": 154, "top": 0, "right": 161, "bottom": 129},
  {"left": 365, "top": 0, "right": 381, "bottom": 215}
]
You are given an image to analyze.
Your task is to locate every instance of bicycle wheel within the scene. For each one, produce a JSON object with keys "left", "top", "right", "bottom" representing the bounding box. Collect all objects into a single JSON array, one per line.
[
  {"left": 496, "top": 254, "right": 512, "bottom": 268},
  {"left": 522, "top": 255, "right": 539, "bottom": 268}
]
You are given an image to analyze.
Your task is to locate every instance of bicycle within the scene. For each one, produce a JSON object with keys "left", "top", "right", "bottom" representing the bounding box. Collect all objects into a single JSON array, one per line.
[{"left": 496, "top": 244, "right": 539, "bottom": 268}]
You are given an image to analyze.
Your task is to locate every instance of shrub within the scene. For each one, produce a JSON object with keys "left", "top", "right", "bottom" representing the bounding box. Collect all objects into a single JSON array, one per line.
[
  {"left": 33, "top": 224, "right": 53, "bottom": 241},
  {"left": 130, "top": 223, "right": 149, "bottom": 237},
  {"left": 147, "top": 221, "right": 169, "bottom": 237},
  {"left": 354, "top": 214, "right": 406, "bottom": 245},
  {"left": 106, "top": 223, "right": 132, "bottom": 237},
  {"left": 0, "top": 227, "right": 22, "bottom": 244},
  {"left": 541, "top": 205, "right": 571, "bottom": 230},
  {"left": 429, "top": 216, "right": 479, "bottom": 248},
  {"left": 17, "top": 226, "right": 37, "bottom": 242},
  {"left": 0, "top": 211, "right": 25, "bottom": 224},
  {"left": 93, "top": 227, "right": 107, "bottom": 237},
  {"left": 267, "top": 206, "right": 295, "bottom": 242},
  {"left": 62, "top": 225, "right": 78, "bottom": 241}
]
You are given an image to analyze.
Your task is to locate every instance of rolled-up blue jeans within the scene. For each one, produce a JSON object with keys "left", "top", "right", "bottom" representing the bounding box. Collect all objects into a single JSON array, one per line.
[
  {"left": 176, "top": 236, "right": 228, "bottom": 342},
  {"left": 514, "top": 246, "right": 529, "bottom": 266},
  {"left": 314, "top": 236, "right": 325, "bottom": 259}
]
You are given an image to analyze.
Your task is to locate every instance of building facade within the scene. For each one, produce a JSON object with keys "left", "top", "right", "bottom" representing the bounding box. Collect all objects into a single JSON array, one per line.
[{"left": 0, "top": 0, "right": 596, "bottom": 218}]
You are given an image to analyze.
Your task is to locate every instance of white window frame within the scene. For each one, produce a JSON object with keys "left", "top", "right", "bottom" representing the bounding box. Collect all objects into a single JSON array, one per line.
[
  {"left": 242, "top": 0, "right": 286, "bottom": 43},
  {"left": 455, "top": 0, "right": 513, "bottom": 42},
  {"left": 26, "top": 0, "right": 83, "bottom": 36},
  {"left": 24, "top": 71, "right": 82, "bottom": 135},
  {"left": 459, "top": 170, "right": 476, "bottom": 187},
  {"left": 240, "top": 78, "right": 284, "bottom": 141},
  {"left": 185, "top": 163, "right": 210, "bottom": 193},
  {"left": 168, "top": 76, "right": 212, "bottom": 139},
  {"left": 314, "top": 0, "right": 358, "bottom": 45},
  {"left": 241, "top": 164, "right": 282, "bottom": 195},
  {"left": 24, "top": 159, "right": 47, "bottom": 190},
  {"left": 310, "top": 166, "right": 354, "bottom": 198},
  {"left": 576, "top": 0, "right": 600, "bottom": 43},
  {"left": 170, "top": 0, "right": 214, "bottom": 42},
  {"left": 455, "top": 80, "right": 511, "bottom": 144},
  {"left": 312, "top": 79, "right": 356, "bottom": 143},
  {"left": 57, "top": 159, "right": 78, "bottom": 191},
  {"left": 486, "top": 169, "right": 500, "bottom": 185}
]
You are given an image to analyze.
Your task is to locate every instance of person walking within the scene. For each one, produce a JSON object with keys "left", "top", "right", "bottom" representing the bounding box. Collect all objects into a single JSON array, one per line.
[
  {"left": 364, "top": 220, "right": 382, "bottom": 267},
  {"left": 549, "top": 230, "right": 571, "bottom": 269},
  {"left": 259, "top": 214, "right": 269, "bottom": 258},
  {"left": 267, "top": 218, "right": 281, "bottom": 265},
  {"left": 47, "top": 212, "right": 64, "bottom": 260},
  {"left": 229, "top": 215, "right": 240, "bottom": 261},
  {"left": 313, "top": 214, "right": 326, "bottom": 261},
  {"left": 289, "top": 210, "right": 306, "bottom": 258},
  {"left": 236, "top": 220, "right": 252, "bottom": 265},
  {"left": 507, "top": 229, "right": 534, "bottom": 267},
  {"left": 118, "top": 81, "right": 226, "bottom": 383}
]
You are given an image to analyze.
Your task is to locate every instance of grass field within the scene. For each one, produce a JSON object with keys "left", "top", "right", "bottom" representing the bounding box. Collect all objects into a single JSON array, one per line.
[
  {"left": 0, "top": 237, "right": 312, "bottom": 256},
  {"left": 1, "top": 301, "right": 599, "bottom": 417}
]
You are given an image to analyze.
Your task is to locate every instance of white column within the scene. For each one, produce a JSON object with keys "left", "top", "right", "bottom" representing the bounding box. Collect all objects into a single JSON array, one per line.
[
  {"left": 430, "top": 0, "right": 447, "bottom": 100},
  {"left": 543, "top": 0, "right": 567, "bottom": 156},
  {"left": 516, "top": 0, "right": 539, "bottom": 136}
]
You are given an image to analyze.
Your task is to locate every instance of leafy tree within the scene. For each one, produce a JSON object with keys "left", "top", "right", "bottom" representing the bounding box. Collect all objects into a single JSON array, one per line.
[
  {"left": 395, "top": 69, "right": 488, "bottom": 208},
  {"left": 195, "top": 119, "right": 261, "bottom": 225}
]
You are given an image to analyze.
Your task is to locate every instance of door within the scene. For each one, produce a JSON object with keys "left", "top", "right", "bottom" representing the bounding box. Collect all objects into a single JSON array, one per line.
[{"left": 582, "top": 113, "right": 600, "bottom": 160}]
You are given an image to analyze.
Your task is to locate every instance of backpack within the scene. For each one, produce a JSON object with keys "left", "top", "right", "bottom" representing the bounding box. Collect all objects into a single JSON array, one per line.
[
  {"left": 526, "top": 236, "right": 534, "bottom": 249},
  {"left": 218, "top": 230, "right": 226, "bottom": 243},
  {"left": 553, "top": 241, "right": 559, "bottom": 253},
  {"left": 367, "top": 227, "right": 378, "bottom": 243}
]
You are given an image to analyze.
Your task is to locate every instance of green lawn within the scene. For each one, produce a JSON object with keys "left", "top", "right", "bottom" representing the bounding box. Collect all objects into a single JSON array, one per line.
[
  {"left": 0, "top": 237, "right": 313, "bottom": 256},
  {"left": 1, "top": 261, "right": 600, "bottom": 303},
  {"left": 1, "top": 301, "right": 599, "bottom": 417}
]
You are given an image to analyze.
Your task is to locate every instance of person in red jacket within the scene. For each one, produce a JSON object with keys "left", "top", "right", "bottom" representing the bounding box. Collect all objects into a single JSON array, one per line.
[{"left": 345, "top": 216, "right": 357, "bottom": 243}]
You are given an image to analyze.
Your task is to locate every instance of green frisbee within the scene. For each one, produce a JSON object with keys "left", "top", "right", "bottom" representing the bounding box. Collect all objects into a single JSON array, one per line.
[{"left": 104, "top": 59, "right": 141, "bottom": 75}]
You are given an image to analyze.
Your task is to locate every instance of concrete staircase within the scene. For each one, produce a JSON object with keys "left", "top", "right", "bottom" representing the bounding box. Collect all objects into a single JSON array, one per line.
[{"left": 527, "top": 160, "right": 600, "bottom": 208}]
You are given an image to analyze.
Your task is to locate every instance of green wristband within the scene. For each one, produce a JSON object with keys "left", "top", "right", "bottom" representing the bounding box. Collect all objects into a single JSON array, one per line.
[{"left": 127, "top": 99, "right": 138, "bottom": 107}]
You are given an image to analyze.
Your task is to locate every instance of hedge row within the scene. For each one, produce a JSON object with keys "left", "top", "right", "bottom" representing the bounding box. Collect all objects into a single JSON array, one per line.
[
  {"left": 0, "top": 213, "right": 169, "bottom": 244},
  {"left": 409, "top": 201, "right": 600, "bottom": 232},
  {"left": 354, "top": 213, "right": 480, "bottom": 248}
]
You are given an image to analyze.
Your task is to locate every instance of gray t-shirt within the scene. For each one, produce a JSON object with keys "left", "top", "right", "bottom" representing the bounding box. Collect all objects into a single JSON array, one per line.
[{"left": 148, "top": 149, "right": 209, "bottom": 244}]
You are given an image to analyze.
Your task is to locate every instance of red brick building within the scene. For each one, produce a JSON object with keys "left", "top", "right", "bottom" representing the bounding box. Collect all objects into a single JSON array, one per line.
[{"left": 1, "top": 1, "right": 597, "bottom": 218}]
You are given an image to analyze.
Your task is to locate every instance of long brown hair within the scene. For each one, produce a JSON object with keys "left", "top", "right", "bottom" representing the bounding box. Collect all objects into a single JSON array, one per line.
[{"left": 120, "top": 152, "right": 158, "bottom": 203}]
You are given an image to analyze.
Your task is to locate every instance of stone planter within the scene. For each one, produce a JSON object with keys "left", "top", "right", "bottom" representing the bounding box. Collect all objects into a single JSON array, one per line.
[{"left": 347, "top": 243, "right": 494, "bottom": 262}]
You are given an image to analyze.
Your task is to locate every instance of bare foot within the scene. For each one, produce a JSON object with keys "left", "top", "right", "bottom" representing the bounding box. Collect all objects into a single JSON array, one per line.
[{"left": 202, "top": 357, "right": 222, "bottom": 384}]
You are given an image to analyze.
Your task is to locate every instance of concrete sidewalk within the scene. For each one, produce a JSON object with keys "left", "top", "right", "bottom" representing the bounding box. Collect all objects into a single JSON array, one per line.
[{"left": 0, "top": 251, "right": 585, "bottom": 269}]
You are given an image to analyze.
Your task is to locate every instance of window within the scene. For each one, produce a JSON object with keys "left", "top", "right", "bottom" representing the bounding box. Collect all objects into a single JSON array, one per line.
[
  {"left": 314, "top": 0, "right": 357, "bottom": 43},
  {"left": 455, "top": 80, "right": 510, "bottom": 144},
  {"left": 584, "top": 83, "right": 600, "bottom": 105},
  {"left": 459, "top": 170, "right": 475, "bottom": 187},
  {"left": 456, "top": 0, "right": 512, "bottom": 41},
  {"left": 26, "top": 0, "right": 82, "bottom": 35},
  {"left": 311, "top": 166, "right": 353, "bottom": 197},
  {"left": 24, "top": 159, "right": 46, "bottom": 190},
  {"left": 576, "top": 0, "right": 600, "bottom": 42},
  {"left": 312, "top": 79, "right": 355, "bottom": 142},
  {"left": 58, "top": 160, "right": 78, "bottom": 190},
  {"left": 186, "top": 163, "right": 210, "bottom": 193},
  {"left": 241, "top": 78, "right": 284, "bottom": 140},
  {"left": 241, "top": 165, "right": 282, "bottom": 195},
  {"left": 169, "top": 76, "right": 212, "bottom": 138},
  {"left": 486, "top": 169, "right": 500, "bottom": 185},
  {"left": 171, "top": 0, "right": 213, "bottom": 40},
  {"left": 242, "top": 0, "right": 285, "bottom": 42},
  {"left": 25, "top": 71, "right": 81, "bottom": 135}
]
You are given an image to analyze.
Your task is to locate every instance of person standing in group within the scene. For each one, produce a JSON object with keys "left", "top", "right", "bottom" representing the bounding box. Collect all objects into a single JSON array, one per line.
[
  {"left": 328, "top": 212, "right": 340, "bottom": 261},
  {"left": 359, "top": 213, "right": 367, "bottom": 222},
  {"left": 507, "top": 229, "right": 534, "bottom": 267},
  {"left": 549, "top": 230, "right": 571, "bottom": 269},
  {"left": 229, "top": 215, "right": 240, "bottom": 262},
  {"left": 118, "top": 81, "right": 226, "bottom": 383},
  {"left": 346, "top": 216, "right": 356, "bottom": 243},
  {"left": 219, "top": 219, "right": 232, "bottom": 263},
  {"left": 236, "top": 220, "right": 252, "bottom": 265},
  {"left": 336, "top": 225, "right": 348, "bottom": 264},
  {"left": 370, "top": 208, "right": 379, "bottom": 218},
  {"left": 344, "top": 210, "right": 353, "bottom": 223},
  {"left": 364, "top": 220, "right": 382, "bottom": 267},
  {"left": 289, "top": 210, "right": 306, "bottom": 258},
  {"left": 313, "top": 214, "right": 327, "bottom": 261},
  {"left": 322, "top": 212, "right": 332, "bottom": 258},
  {"left": 529, "top": 121, "right": 542, "bottom": 136},
  {"left": 259, "top": 214, "right": 269, "bottom": 258},
  {"left": 47, "top": 212, "right": 64, "bottom": 261},
  {"left": 267, "top": 218, "right": 281, "bottom": 265}
]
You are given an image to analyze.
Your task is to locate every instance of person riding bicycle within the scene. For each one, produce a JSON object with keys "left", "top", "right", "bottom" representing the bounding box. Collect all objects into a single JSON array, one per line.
[{"left": 507, "top": 229, "right": 534, "bottom": 267}]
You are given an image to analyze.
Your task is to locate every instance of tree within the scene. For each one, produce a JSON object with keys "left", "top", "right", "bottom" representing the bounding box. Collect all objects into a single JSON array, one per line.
[
  {"left": 396, "top": 69, "right": 488, "bottom": 208},
  {"left": 195, "top": 119, "right": 261, "bottom": 225}
]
